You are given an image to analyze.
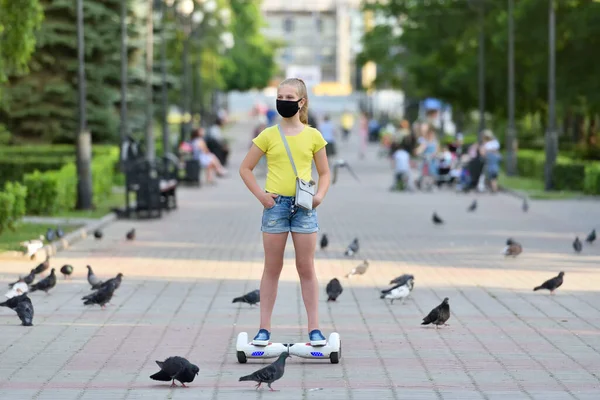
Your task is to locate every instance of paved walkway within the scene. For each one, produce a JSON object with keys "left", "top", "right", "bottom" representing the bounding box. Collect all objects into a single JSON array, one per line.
[{"left": 1, "top": 119, "right": 600, "bottom": 400}]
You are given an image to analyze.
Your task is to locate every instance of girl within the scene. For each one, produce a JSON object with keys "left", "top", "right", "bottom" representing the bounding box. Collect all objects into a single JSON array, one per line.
[{"left": 239, "top": 78, "right": 331, "bottom": 346}]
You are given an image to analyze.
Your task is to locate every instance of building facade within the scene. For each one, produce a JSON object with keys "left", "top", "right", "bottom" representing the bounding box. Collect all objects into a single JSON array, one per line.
[{"left": 261, "top": 0, "right": 361, "bottom": 94}]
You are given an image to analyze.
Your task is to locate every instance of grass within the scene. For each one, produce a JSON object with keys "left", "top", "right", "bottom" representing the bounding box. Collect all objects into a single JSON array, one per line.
[
  {"left": 52, "top": 190, "right": 125, "bottom": 219},
  {"left": 499, "top": 173, "right": 583, "bottom": 200},
  {"left": 0, "top": 223, "right": 82, "bottom": 252}
]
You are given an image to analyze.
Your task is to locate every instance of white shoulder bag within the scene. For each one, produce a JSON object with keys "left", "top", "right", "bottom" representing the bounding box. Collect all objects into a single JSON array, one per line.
[{"left": 277, "top": 125, "right": 316, "bottom": 211}]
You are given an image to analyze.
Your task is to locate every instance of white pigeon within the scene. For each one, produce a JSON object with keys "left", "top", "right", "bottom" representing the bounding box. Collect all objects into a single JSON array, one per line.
[
  {"left": 5, "top": 282, "right": 29, "bottom": 299},
  {"left": 20, "top": 236, "right": 45, "bottom": 259},
  {"left": 380, "top": 279, "right": 414, "bottom": 304},
  {"left": 345, "top": 260, "right": 369, "bottom": 278}
]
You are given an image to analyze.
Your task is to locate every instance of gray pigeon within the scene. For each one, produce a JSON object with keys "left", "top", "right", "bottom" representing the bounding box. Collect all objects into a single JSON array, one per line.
[
  {"left": 522, "top": 198, "right": 529, "bottom": 212},
  {"left": 467, "top": 199, "right": 477, "bottom": 212},
  {"left": 326, "top": 278, "right": 343, "bottom": 301},
  {"left": 533, "top": 271, "right": 564, "bottom": 295},
  {"left": 82, "top": 280, "right": 117, "bottom": 309},
  {"left": 389, "top": 274, "right": 414, "bottom": 286},
  {"left": 573, "top": 237, "right": 582, "bottom": 253},
  {"left": 421, "top": 297, "right": 450, "bottom": 329},
  {"left": 232, "top": 289, "right": 260, "bottom": 306},
  {"left": 29, "top": 268, "right": 56, "bottom": 294},
  {"left": 92, "top": 273, "right": 123, "bottom": 291},
  {"left": 8, "top": 269, "right": 36, "bottom": 288},
  {"left": 150, "top": 356, "right": 199, "bottom": 387},
  {"left": 344, "top": 238, "right": 359, "bottom": 256},
  {"left": 239, "top": 352, "right": 290, "bottom": 391},
  {"left": 86, "top": 265, "right": 102, "bottom": 288},
  {"left": 345, "top": 260, "right": 369, "bottom": 278},
  {"left": 15, "top": 297, "right": 34, "bottom": 326},
  {"left": 0, "top": 293, "right": 34, "bottom": 326},
  {"left": 503, "top": 238, "right": 522, "bottom": 257}
]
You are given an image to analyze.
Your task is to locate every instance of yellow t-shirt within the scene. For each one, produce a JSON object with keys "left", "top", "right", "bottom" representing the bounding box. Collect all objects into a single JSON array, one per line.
[
  {"left": 252, "top": 125, "right": 327, "bottom": 196},
  {"left": 341, "top": 113, "right": 355, "bottom": 130}
]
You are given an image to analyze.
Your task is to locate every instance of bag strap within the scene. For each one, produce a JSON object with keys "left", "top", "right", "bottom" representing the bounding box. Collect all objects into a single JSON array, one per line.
[{"left": 277, "top": 124, "right": 298, "bottom": 178}]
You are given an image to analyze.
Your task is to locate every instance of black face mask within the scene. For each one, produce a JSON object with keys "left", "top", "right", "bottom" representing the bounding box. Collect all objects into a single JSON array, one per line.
[{"left": 276, "top": 99, "right": 302, "bottom": 118}]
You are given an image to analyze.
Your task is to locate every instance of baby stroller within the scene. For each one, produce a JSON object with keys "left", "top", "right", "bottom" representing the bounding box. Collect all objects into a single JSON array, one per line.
[{"left": 435, "top": 152, "right": 456, "bottom": 188}]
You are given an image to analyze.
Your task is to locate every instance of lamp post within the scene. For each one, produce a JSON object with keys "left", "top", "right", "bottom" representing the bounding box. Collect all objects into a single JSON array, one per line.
[
  {"left": 544, "top": 0, "right": 557, "bottom": 190},
  {"left": 159, "top": 0, "right": 173, "bottom": 156},
  {"left": 145, "top": 0, "right": 155, "bottom": 162},
  {"left": 477, "top": 0, "right": 486, "bottom": 143},
  {"left": 76, "top": 0, "right": 93, "bottom": 210},
  {"left": 505, "top": 0, "right": 517, "bottom": 176},
  {"left": 119, "top": 0, "right": 128, "bottom": 167}
]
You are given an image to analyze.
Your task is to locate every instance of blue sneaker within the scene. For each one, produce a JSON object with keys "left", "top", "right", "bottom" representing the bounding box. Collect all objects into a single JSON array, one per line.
[
  {"left": 309, "top": 329, "right": 326, "bottom": 346},
  {"left": 252, "top": 329, "right": 271, "bottom": 346}
]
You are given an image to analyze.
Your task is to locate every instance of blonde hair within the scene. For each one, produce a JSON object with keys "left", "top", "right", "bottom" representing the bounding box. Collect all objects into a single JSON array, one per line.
[{"left": 279, "top": 78, "right": 309, "bottom": 125}]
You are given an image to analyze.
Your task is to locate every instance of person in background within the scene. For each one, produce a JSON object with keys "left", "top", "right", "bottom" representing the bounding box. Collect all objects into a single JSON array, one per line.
[
  {"left": 206, "top": 117, "right": 230, "bottom": 167},
  {"left": 318, "top": 114, "right": 337, "bottom": 158},
  {"left": 341, "top": 110, "right": 355, "bottom": 141},
  {"left": 359, "top": 111, "right": 369, "bottom": 159},
  {"left": 190, "top": 127, "right": 227, "bottom": 185},
  {"left": 449, "top": 133, "right": 465, "bottom": 157},
  {"left": 390, "top": 138, "right": 412, "bottom": 191},
  {"left": 266, "top": 107, "right": 278, "bottom": 127},
  {"left": 481, "top": 130, "right": 502, "bottom": 193}
]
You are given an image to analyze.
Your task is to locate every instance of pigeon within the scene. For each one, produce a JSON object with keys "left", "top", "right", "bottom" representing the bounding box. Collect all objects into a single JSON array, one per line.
[
  {"left": 320, "top": 234, "right": 329, "bottom": 250},
  {"left": 585, "top": 229, "right": 596, "bottom": 244},
  {"left": 345, "top": 260, "right": 369, "bottom": 278},
  {"left": 573, "top": 237, "right": 582, "bottom": 253},
  {"left": 15, "top": 296, "right": 34, "bottom": 326},
  {"left": 522, "top": 198, "right": 529, "bottom": 212},
  {"left": 325, "top": 278, "right": 343, "bottom": 301},
  {"left": 92, "top": 273, "right": 123, "bottom": 291},
  {"left": 432, "top": 212, "right": 444, "bottom": 225},
  {"left": 29, "top": 268, "right": 57, "bottom": 294},
  {"left": 332, "top": 159, "right": 360, "bottom": 185},
  {"left": 20, "top": 236, "right": 45, "bottom": 259},
  {"left": 45, "top": 228, "right": 56, "bottom": 242},
  {"left": 0, "top": 294, "right": 34, "bottom": 326},
  {"left": 421, "top": 297, "right": 450, "bottom": 328},
  {"left": 94, "top": 229, "right": 103, "bottom": 239},
  {"left": 503, "top": 238, "right": 522, "bottom": 257},
  {"left": 82, "top": 281, "right": 117, "bottom": 308},
  {"left": 389, "top": 274, "right": 415, "bottom": 287},
  {"left": 467, "top": 200, "right": 477, "bottom": 212},
  {"left": 60, "top": 265, "right": 74, "bottom": 279},
  {"left": 534, "top": 271, "right": 564, "bottom": 295},
  {"left": 0, "top": 292, "right": 29, "bottom": 310},
  {"left": 126, "top": 228, "right": 135, "bottom": 240},
  {"left": 150, "top": 356, "right": 200, "bottom": 387},
  {"left": 56, "top": 227, "right": 65, "bottom": 239},
  {"left": 8, "top": 269, "right": 36, "bottom": 288},
  {"left": 232, "top": 289, "right": 260, "bottom": 306},
  {"left": 5, "top": 282, "right": 29, "bottom": 299},
  {"left": 380, "top": 279, "right": 414, "bottom": 304},
  {"left": 86, "top": 265, "right": 102, "bottom": 288},
  {"left": 33, "top": 255, "right": 50, "bottom": 274},
  {"left": 344, "top": 238, "right": 359, "bottom": 256},
  {"left": 239, "top": 352, "right": 290, "bottom": 391}
]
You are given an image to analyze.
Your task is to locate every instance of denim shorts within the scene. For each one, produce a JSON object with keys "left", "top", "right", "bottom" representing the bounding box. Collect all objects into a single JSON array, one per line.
[{"left": 261, "top": 195, "right": 319, "bottom": 234}]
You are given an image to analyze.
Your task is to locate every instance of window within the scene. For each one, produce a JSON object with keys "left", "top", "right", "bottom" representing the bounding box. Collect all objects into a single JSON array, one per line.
[{"left": 283, "top": 17, "right": 294, "bottom": 33}]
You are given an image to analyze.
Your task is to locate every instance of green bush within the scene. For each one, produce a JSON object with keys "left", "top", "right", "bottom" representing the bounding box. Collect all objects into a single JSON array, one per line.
[
  {"left": 0, "top": 182, "right": 28, "bottom": 235},
  {"left": 584, "top": 164, "right": 600, "bottom": 195},
  {"left": 22, "top": 148, "right": 119, "bottom": 215},
  {"left": 552, "top": 162, "right": 586, "bottom": 191},
  {"left": 0, "top": 157, "right": 71, "bottom": 185},
  {"left": 0, "top": 144, "right": 115, "bottom": 158}
]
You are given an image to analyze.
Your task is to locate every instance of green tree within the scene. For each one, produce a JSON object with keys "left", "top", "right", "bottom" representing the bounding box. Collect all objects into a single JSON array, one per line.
[
  {"left": 0, "top": 0, "right": 44, "bottom": 87},
  {"left": 221, "top": 0, "right": 278, "bottom": 91},
  {"left": 0, "top": 0, "right": 144, "bottom": 143}
]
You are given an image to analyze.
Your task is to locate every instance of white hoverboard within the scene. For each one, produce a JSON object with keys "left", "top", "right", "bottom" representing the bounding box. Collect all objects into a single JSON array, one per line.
[{"left": 235, "top": 332, "right": 341, "bottom": 364}]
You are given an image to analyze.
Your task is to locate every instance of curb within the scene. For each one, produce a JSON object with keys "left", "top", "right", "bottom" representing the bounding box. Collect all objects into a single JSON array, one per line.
[
  {"left": 499, "top": 185, "right": 528, "bottom": 200},
  {"left": 1, "top": 212, "right": 117, "bottom": 261}
]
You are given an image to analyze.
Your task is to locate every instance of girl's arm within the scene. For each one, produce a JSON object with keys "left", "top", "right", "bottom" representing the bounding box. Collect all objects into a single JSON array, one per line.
[
  {"left": 239, "top": 144, "right": 275, "bottom": 207},
  {"left": 313, "top": 147, "right": 331, "bottom": 208}
]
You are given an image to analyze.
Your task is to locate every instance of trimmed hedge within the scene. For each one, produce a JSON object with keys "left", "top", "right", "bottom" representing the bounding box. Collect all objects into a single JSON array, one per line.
[
  {"left": 22, "top": 148, "right": 119, "bottom": 215},
  {"left": 0, "top": 157, "right": 71, "bottom": 185},
  {"left": 0, "top": 182, "right": 28, "bottom": 235},
  {"left": 514, "top": 149, "right": 600, "bottom": 193},
  {"left": 0, "top": 144, "right": 115, "bottom": 158}
]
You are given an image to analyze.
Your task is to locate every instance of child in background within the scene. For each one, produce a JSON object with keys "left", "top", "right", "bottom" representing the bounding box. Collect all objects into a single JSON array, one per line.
[{"left": 390, "top": 139, "right": 412, "bottom": 191}]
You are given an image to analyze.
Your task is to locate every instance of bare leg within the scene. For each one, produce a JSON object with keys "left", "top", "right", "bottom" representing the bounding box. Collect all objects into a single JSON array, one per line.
[
  {"left": 259, "top": 232, "right": 288, "bottom": 331},
  {"left": 205, "top": 164, "right": 216, "bottom": 184},
  {"left": 291, "top": 232, "right": 319, "bottom": 332},
  {"left": 210, "top": 154, "right": 227, "bottom": 175}
]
